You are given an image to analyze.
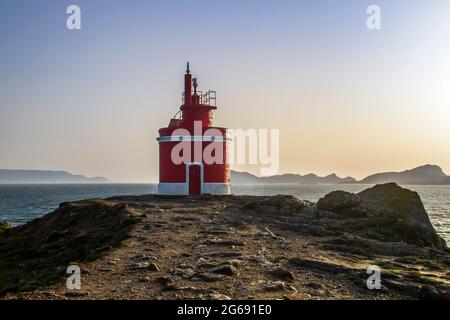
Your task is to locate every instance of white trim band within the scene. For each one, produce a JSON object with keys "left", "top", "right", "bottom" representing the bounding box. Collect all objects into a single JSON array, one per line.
[
  {"left": 157, "top": 135, "right": 232, "bottom": 143},
  {"left": 158, "top": 182, "right": 231, "bottom": 195}
]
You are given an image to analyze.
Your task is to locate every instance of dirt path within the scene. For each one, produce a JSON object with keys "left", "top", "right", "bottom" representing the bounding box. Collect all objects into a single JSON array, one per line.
[{"left": 13, "top": 196, "right": 408, "bottom": 300}]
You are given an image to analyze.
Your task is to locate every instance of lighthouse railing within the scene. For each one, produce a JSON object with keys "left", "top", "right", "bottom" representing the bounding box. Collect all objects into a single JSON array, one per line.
[{"left": 181, "top": 90, "right": 216, "bottom": 107}]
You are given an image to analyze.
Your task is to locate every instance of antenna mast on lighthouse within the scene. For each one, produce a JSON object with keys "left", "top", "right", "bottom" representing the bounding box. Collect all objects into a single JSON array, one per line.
[{"left": 184, "top": 61, "right": 192, "bottom": 106}]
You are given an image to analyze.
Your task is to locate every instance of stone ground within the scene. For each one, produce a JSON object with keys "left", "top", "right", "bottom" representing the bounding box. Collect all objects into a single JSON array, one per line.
[{"left": 2, "top": 194, "right": 449, "bottom": 300}]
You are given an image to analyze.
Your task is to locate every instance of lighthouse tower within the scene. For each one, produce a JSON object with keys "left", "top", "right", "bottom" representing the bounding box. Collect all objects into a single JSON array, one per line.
[{"left": 156, "top": 63, "right": 231, "bottom": 195}]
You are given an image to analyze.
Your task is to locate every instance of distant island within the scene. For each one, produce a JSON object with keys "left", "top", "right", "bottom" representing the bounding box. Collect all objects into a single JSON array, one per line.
[
  {"left": 358, "top": 164, "right": 450, "bottom": 185},
  {"left": 0, "top": 169, "right": 109, "bottom": 184},
  {"left": 231, "top": 171, "right": 357, "bottom": 184},
  {"left": 232, "top": 164, "right": 450, "bottom": 185},
  {"left": 2, "top": 164, "right": 449, "bottom": 185}
]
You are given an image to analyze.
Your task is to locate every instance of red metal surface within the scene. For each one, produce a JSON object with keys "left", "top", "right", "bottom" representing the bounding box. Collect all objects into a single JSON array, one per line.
[
  {"left": 159, "top": 141, "right": 186, "bottom": 183},
  {"left": 157, "top": 63, "right": 230, "bottom": 188},
  {"left": 159, "top": 141, "right": 229, "bottom": 183}
]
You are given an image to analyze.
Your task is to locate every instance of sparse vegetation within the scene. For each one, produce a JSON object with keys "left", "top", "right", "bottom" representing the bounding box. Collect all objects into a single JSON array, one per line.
[
  {"left": 0, "top": 201, "right": 138, "bottom": 296},
  {"left": 1, "top": 184, "right": 449, "bottom": 300}
]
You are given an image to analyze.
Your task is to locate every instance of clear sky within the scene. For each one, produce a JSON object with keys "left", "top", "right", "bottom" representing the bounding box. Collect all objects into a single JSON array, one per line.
[{"left": 1, "top": 0, "right": 450, "bottom": 182}]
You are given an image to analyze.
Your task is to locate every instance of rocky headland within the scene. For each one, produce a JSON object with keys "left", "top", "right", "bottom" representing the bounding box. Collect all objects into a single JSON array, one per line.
[
  {"left": 0, "top": 169, "right": 109, "bottom": 184},
  {"left": 0, "top": 183, "right": 449, "bottom": 300},
  {"left": 231, "top": 164, "right": 450, "bottom": 185}
]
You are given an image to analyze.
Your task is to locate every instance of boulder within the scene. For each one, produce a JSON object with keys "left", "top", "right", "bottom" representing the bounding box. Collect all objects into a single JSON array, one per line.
[
  {"left": 268, "top": 267, "right": 295, "bottom": 282},
  {"left": 240, "top": 195, "right": 306, "bottom": 215},
  {"left": 359, "top": 183, "right": 429, "bottom": 222},
  {"left": 317, "top": 191, "right": 361, "bottom": 212},
  {"left": 209, "top": 264, "right": 239, "bottom": 276},
  {"left": 357, "top": 183, "right": 447, "bottom": 250},
  {"left": 315, "top": 183, "right": 447, "bottom": 250}
]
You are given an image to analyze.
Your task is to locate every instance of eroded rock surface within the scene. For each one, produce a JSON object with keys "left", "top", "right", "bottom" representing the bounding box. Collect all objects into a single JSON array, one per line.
[
  {"left": 316, "top": 183, "right": 447, "bottom": 250},
  {"left": 317, "top": 191, "right": 362, "bottom": 212},
  {"left": 357, "top": 183, "right": 446, "bottom": 249},
  {"left": 1, "top": 184, "right": 449, "bottom": 300}
]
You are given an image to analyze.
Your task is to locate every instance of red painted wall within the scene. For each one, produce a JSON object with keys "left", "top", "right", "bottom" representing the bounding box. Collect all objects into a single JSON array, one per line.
[
  {"left": 159, "top": 140, "right": 229, "bottom": 183},
  {"left": 158, "top": 65, "right": 230, "bottom": 187}
]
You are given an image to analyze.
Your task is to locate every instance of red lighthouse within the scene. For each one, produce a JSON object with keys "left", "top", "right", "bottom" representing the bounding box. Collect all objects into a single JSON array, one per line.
[{"left": 157, "top": 63, "right": 231, "bottom": 195}]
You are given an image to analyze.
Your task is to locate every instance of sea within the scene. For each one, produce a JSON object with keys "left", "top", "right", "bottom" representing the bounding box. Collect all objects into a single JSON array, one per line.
[{"left": 0, "top": 184, "right": 449, "bottom": 243}]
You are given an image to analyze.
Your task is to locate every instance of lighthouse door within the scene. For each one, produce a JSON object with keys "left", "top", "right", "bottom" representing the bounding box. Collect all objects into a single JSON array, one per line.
[{"left": 188, "top": 165, "right": 201, "bottom": 195}]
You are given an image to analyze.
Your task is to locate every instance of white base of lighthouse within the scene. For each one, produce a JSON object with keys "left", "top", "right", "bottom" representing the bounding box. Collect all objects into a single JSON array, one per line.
[{"left": 158, "top": 182, "right": 231, "bottom": 195}]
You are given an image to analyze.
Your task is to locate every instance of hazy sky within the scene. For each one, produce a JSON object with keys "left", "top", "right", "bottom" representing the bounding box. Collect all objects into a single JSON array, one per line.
[{"left": 1, "top": 0, "right": 450, "bottom": 182}]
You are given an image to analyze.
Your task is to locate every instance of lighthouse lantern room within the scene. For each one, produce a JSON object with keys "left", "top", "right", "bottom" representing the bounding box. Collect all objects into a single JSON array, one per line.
[{"left": 157, "top": 63, "right": 231, "bottom": 195}]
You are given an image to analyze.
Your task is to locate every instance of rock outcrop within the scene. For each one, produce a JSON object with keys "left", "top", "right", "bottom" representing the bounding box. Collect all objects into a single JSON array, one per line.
[
  {"left": 358, "top": 183, "right": 446, "bottom": 249},
  {"left": 0, "top": 200, "right": 138, "bottom": 295},
  {"left": 317, "top": 191, "right": 366, "bottom": 218},
  {"left": 317, "top": 183, "right": 447, "bottom": 250},
  {"left": 317, "top": 191, "right": 361, "bottom": 211},
  {"left": 1, "top": 186, "right": 448, "bottom": 300},
  {"left": 240, "top": 195, "right": 307, "bottom": 216}
]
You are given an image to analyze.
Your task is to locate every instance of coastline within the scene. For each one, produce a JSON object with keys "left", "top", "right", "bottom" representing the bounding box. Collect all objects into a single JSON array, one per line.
[
  {"left": 1, "top": 183, "right": 449, "bottom": 242},
  {"left": 1, "top": 183, "right": 449, "bottom": 300}
]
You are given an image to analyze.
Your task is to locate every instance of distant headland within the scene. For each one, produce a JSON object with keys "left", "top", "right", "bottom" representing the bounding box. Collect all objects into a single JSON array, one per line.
[
  {"left": 232, "top": 164, "right": 450, "bottom": 185},
  {"left": 0, "top": 169, "right": 109, "bottom": 184},
  {"left": 1, "top": 164, "right": 449, "bottom": 185}
]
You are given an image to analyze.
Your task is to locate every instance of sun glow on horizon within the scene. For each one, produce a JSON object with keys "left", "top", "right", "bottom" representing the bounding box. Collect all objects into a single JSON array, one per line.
[{"left": 1, "top": 0, "right": 450, "bottom": 182}]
